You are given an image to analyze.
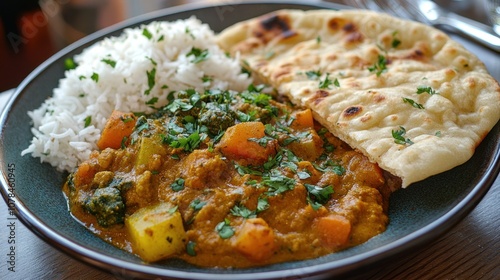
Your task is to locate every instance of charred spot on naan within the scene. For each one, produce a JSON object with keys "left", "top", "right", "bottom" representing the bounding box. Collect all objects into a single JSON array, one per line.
[
  {"left": 312, "top": 90, "right": 330, "bottom": 105},
  {"left": 403, "top": 49, "right": 425, "bottom": 60},
  {"left": 327, "top": 17, "right": 350, "bottom": 31},
  {"left": 391, "top": 42, "right": 431, "bottom": 62},
  {"left": 254, "top": 13, "right": 298, "bottom": 44},
  {"left": 272, "top": 63, "right": 294, "bottom": 82},
  {"left": 327, "top": 18, "right": 364, "bottom": 45},
  {"left": 343, "top": 106, "right": 363, "bottom": 118}
]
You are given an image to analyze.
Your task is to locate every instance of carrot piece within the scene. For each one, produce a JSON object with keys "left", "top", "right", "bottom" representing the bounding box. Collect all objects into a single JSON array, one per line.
[
  {"left": 233, "top": 218, "right": 276, "bottom": 262},
  {"left": 291, "top": 108, "right": 314, "bottom": 129},
  {"left": 217, "top": 122, "right": 276, "bottom": 164},
  {"left": 97, "top": 111, "right": 137, "bottom": 150},
  {"left": 315, "top": 214, "right": 351, "bottom": 248},
  {"left": 74, "top": 161, "right": 95, "bottom": 186}
]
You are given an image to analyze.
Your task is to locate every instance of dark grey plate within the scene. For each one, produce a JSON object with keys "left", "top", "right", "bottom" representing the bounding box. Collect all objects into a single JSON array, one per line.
[{"left": 1, "top": 1, "right": 499, "bottom": 279}]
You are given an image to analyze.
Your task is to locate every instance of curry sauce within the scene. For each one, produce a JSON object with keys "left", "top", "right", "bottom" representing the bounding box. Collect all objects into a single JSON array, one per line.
[{"left": 64, "top": 86, "right": 391, "bottom": 268}]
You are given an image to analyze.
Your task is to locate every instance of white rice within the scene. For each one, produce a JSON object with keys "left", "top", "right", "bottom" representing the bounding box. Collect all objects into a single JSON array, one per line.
[{"left": 22, "top": 17, "right": 252, "bottom": 172}]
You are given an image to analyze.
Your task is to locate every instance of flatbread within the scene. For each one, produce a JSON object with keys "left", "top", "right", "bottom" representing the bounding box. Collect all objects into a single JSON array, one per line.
[{"left": 217, "top": 9, "right": 500, "bottom": 188}]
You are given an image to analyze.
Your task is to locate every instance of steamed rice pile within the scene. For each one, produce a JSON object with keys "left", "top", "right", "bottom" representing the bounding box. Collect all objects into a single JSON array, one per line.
[{"left": 22, "top": 17, "right": 252, "bottom": 172}]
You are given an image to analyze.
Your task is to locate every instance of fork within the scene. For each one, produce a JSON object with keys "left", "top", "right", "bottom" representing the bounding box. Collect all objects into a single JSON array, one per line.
[{"left": 344, "top": 0, "right": 500, "bottom": 52}]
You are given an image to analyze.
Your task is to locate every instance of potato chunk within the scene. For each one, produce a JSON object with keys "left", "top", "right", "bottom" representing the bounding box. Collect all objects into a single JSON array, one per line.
[
  {"left": 135, "top": 136, "right": 167, "bottom": 168},
  {"left": 126, "top": 202, "right": 186, "bottom": 262},
  {"left": 233, "top": 218, "right": 276, "bottom": 262}
]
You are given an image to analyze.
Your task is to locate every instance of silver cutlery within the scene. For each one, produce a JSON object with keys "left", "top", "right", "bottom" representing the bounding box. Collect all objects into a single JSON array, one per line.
[{"left": 345, "top": 0, "right": 500, "bottom": 52}]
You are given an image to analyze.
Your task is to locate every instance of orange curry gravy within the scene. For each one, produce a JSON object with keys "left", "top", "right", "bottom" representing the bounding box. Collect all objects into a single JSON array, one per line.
[{"left": 63, "top": 86, "right": 392, "bottom": 268}]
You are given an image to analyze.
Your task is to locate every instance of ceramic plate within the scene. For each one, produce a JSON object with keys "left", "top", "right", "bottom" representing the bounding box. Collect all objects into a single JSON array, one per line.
[{"left": 1, "top": 1, "right": 499, "bottom": 279}]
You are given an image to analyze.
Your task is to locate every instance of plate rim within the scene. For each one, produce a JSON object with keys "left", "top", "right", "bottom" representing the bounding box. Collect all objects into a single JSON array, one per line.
[{"left": 1, "top": 0, "right": 499, "bottom": 279}]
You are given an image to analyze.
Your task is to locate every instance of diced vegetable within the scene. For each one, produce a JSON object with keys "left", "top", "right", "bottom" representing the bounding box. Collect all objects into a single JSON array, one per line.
[
  {"left": 74, "top": 161, "right": 95, "bottom": 186},
  {"left": 85, "top": 187, "right": 125, "bottom": 227},
  {"left": 287, "top": 128, "right": 324, "bottom": 161},
  {"left": 291, "top": 108, "right": 314, "bottom": 129},
  {"left": 135, "top": 136, "right": 167, "bottom": 168},
  {"left": 97, "top": 110, "right": 137, "bottom": 150},
  {"left": 126, "top": 202, "right": 187, "bottom": 262},
  {"left": 233, "top": 218, "right": 275, "bottom": 262},
  {"left": 314, "top": 214, "right": 351, "bottom": 248},
  {"left": 217, "top": 122, "right": 276, "bottom": 164}
]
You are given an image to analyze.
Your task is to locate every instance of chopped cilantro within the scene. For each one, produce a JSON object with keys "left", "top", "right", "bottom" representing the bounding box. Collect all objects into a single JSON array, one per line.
[
  {"left": 392, "top": 126, "right": 414, "bottom": 145},
  {"left": 167, "top": 205, "right": 179, "bottom": 215},
  {"left": 391, "top": 31, "right": 401, "bottom": 48},
  {"left": 216, "top": 218, "right": 234, "bottom": 239},
  {"left": 120, "top": 136, "right": 128, "bottom": 149},
  {"left": 187, "top": 47, "right": 209, "bottom": 63},
  {"left": 282, "top": 131, "right": 311, "bottom": 146},
  {"left": 230, "top": 204, "right": 256, "bottom": 219},
  {"left": 317, "top": 127, "right": 328, "bottom": 136},
  {"left": 241, "top": 67, "right": 252, "bottom": 76},
  {"left": 84, "top": 116, "right": 92, "bottom": 127},
  {"left": 234, "top": 163, "right": 263, "bottom": 176},
  {"left": 165, "top": 99, "right": 193, "bottom": 113},
  {"left": 392, "top": 38, "right": 401, "bottom": 48},
  {"left": 189, "top": 199, "right": 207, "bottom": 211},
  {"left": 142, "top": 28, "right": 153, "bottom": 39},
  {"left": 245, "top": 180, "right": 259, "bottom": 186},
  {"left": 313, "top": 159, "right": 345, "bottom": 175},
  {"left": 171, "top": 154, "right": 180, "bottom": 160},
  {"left": 91, "top": 72, "right": 99, "bottom": 82},
  {"left": 257, "top": 196, "right": 270, "bottom": 213},
  {"left": 133, "top": 116, "right": 149, "bottom": 135},
  {"left": 120, "top": 115, "right": 134, "bottom": 123},
  {"left": 333, "top": 78, "right": 340, "bottom": 88},
  {"left": 101, "top": 58, "right": 116, "bottom": 68},
  {"left": 263, "top": 151, "right": 283, "bottom": 171},
  {"left": 297, "top": 170, "right": 311, "bottom": 180},
  {"left": 262, "top": 171, "right": 296, "bottom": 196},
  {"left": 416, "top": 86, "right": 438, "bottom": 95},
  {"left": 402, "top": 97, "right": 425, "bottom": 109},
  {"left": 64, "top": 57, "right": 77, "bottom": 70},
  {"left": 284, "top": 148, "right": 301, "bottom": 163},
  {"left": 237, "top": 110, "right": 257, "bottom": 122},
  {"left": 201, "top": 75, "right": 213, "bottom": 83},
  {"left": 305, "top": 70, "right": 322, "bottom": 80},
  {"left": 280, "top": 161, "right": 298, "bottom": 173},
  {"left": 319, "top": 73, "right": 334, "bottom": 89},
  {"left": 168, "top": 131, "right": 203, "bottom": 152},
  {"left": 146, "top": 56, "right": 157, "bottom": 66},
  {"left": 170, "top": 178, "right": 185, "bottom": 192},
  {"left": 368, "top": 55, "right": 388, "bottom": 77},
  {"left": 249, "top": 135, "right": 275, "bottom": 147},
  {"left": 146, "top": 97, "right": 158, "bottom": 105},
  {"left": 186, "top": 241, "right": 197, "bottom": 256},
  {"left": 305, "top": 184, "right": 334, "bottom": 210},
  {"left": 185, "top": 27, "right": 195, "bottom": 39},
  {"left": 144, "top": 68, "right": 156, "bottom": 95}
]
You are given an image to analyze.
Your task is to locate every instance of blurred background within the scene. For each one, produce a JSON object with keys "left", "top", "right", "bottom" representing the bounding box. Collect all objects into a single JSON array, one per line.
[{"left": 0, "top": 0, "right": 491, "bottom": 93}]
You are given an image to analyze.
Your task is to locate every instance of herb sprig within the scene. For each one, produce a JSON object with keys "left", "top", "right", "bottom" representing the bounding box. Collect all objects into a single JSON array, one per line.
[{"left": 392, "top": 126, "right": 414, "bottom": 145}]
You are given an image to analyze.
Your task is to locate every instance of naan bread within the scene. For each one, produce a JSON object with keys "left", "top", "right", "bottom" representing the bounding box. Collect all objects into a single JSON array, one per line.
[{"left": 217, "top": 9, "right": 500, "bottom": 188}]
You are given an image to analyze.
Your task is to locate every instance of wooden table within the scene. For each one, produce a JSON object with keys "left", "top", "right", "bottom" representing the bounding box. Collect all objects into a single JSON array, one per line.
[{"left": 1, "top": 1, "right": 499, "bottom": 279}]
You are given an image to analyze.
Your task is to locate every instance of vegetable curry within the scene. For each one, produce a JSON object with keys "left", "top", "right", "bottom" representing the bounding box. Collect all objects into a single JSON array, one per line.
[{"left": 64, "top": 85, "right": 392, "bottom": 267}]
